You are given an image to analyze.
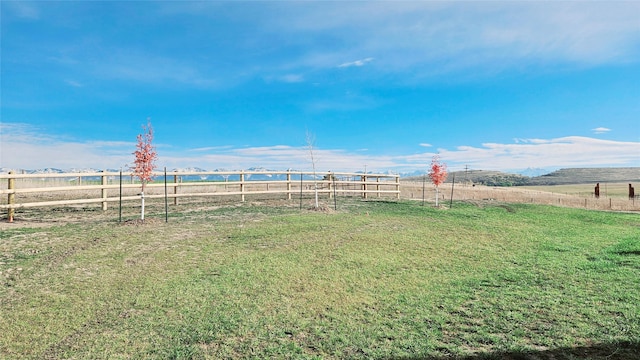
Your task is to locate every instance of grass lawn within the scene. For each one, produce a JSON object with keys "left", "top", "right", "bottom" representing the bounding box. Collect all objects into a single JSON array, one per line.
[{"left": 1, "top": 200, "right": 639, "bottom": 359}]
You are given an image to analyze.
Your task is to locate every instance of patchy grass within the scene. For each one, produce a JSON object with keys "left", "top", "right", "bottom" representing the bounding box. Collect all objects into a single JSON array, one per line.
[{"left": 0, "top": 200, "right": 639, "bottom": 359}]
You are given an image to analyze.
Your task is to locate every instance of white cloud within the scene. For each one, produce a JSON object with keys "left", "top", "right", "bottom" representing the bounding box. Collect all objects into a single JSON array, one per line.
[
  {"left": 188, "top": 146, "right": 234, "bottom": 152},
  {"left": 4, "top": 1, "right": 40, "bottom": 20},
  {"left": 0, "top": 123, "right": 132, "bottom": 170},
  {"left": 271, "top": 2, "right": 640, "bottom": 75},
  {"left": 65, "top": 80, "right": 83, "bottom": 88},
  {"left": 2, "top": 123, "right": 638, "bottom": 174},
  {"left": 419, "top": 143, "right": 432, "bottom": 148},
  {"left": 13, "top": 2, "right": 639, "bottom": 92},
  {"left": 280, "top": 74, "right": 304, "bottom": 83},
  {"left": 263, "top": 74, "right": 305, "bottom": 84},
  {"left": 338, "top": 57, "right": 374, "bottom": 68},
  {"left": 423, "top": 136, "right": 640, "bottom": 171},
  {"left": 592, "top": 127, "right": 611, "bottom": 134}
]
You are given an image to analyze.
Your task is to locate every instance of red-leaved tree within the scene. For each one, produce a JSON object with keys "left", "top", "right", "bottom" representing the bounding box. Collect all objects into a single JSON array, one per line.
[
  {"left": 131, "top": 120, "right": 157, "bottom": 220},
  {"left": 428, "top": 155, "right": 447, "bottom": 207}
]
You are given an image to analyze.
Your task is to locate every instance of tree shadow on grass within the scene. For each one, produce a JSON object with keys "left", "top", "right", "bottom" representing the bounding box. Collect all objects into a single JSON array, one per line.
[{"left": 385, "top": 341, "right": 640, "bottom": 360}]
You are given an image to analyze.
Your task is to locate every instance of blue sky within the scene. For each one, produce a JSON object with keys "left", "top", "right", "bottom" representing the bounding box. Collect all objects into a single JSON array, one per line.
[{"left": 1, "top": 1, "right": 639, "bottom": 174}]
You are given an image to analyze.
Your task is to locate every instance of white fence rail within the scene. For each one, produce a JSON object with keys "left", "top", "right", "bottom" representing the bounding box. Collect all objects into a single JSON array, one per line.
[{"left": 1, "top": 170, "right": 400, "bottom": 221}]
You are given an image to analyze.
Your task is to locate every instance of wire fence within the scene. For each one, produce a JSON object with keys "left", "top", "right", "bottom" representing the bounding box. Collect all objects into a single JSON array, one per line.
[{"left": 402, "top": 181, "right": 640, "bottom": 212}]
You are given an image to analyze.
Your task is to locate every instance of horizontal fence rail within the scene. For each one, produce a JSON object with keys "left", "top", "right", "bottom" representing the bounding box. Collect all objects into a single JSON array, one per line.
[{"left": 1, "top": 170, "right": 401, "bottom": 220}]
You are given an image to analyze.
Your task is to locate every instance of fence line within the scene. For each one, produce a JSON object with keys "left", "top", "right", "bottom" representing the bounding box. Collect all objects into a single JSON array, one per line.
[
  {"left": 1, "top": 170, "right": 401, "bottom": 221},
  {"left": 401, "top": 181, "right": 639, "bottom": 212}
]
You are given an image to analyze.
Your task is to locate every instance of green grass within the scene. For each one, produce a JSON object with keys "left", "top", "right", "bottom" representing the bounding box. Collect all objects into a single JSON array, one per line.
[{"left": 1, "top": 200, "right": 639, "bottom": 359}]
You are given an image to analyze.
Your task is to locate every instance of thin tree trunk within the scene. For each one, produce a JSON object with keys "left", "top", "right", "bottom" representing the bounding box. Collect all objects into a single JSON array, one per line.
[
  {"left": 314, "top": 183, "right": 319, "bottom": 208},
  {"left": 141, "top": 191, "right": 145, "bottom": 221},
  {"left": 306, "top": 131, "right": 319, "bottom": 209}
]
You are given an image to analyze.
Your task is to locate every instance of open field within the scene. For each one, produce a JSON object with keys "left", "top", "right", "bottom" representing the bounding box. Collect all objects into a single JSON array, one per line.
[
  {"left": 2, "top": 178, "right": 639, "bottom": 223},
  {"left": 519, "top": 183, "right": 632, "bottom": 199},
  {"left": 439, "top": 167, "right": 640, "bottom": 187},
  {"left": 1, "top": 199, "right": 639, "bottom": 359},
  {"left": 400, "top": 181, "right": 639, "bottom": 212}
]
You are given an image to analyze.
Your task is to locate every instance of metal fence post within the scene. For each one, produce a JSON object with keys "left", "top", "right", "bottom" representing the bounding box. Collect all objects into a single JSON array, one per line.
[{"left": 173, "top": 172, "right": 179, "bottom": 205}]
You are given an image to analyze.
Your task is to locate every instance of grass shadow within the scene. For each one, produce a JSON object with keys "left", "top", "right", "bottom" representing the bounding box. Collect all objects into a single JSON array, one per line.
[
  {"left": 384, "top": 341, "right": 640, "bottom": 360},
  {"left": 615, "top": 250, "right": 640, "bottom": 256}
]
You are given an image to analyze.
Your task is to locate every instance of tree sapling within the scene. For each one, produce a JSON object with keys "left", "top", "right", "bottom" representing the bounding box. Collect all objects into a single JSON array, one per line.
[{"left": 131, "top": 120, "right": 157, "bottom": 220}]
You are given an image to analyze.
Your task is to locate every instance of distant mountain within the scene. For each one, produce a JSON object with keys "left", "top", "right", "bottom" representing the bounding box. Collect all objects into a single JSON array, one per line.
[
  {"left": 517, "top": 167, "right": 550, "bottom": 177},
  {"left": 527, "top": 167, "right": 640, "bottom": 185},
  {"left": 448, "top": 170, "right": 531, "bottom": 186},
  {"left": 3, "top": 167, "right": 637, "bottom": 185},
  {"left": 403, "top": 167, "right": 640, "bottom": 186},
  {"left": 171, "top": 167, "right": 208, "bottom": 173}
]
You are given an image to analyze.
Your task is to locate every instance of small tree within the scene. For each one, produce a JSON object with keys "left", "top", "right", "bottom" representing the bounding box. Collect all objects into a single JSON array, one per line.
[
  {"left": 131, "top": 120, "right": 157, "bottom": 220},
  {"left": 306, "top": 130, "right": 319, "bottom": 209},
  {"left": 428, "top": 155, "right": 447, "bottom": 207}
]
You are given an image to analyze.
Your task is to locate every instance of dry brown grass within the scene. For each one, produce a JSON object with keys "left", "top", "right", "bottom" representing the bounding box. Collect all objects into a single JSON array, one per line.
[{"left": 402, "top": 181, "right": 640, "bottom": 212}]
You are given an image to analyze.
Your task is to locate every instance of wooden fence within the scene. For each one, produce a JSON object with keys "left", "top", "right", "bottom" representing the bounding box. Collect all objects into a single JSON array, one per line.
[{"left": 0, "top": 170, "right": 401, "bottom": 221}]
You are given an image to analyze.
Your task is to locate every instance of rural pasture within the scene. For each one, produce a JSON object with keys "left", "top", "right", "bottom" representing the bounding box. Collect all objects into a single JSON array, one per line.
[
  {"left": 401, "top": 181, "right": 638, "bottom": 212},
  {"left": 1, "top": 197, "right": 639, "bottom": 359},
  {"left": 2, "top": 171, "right": 638, "bottom": 223}
]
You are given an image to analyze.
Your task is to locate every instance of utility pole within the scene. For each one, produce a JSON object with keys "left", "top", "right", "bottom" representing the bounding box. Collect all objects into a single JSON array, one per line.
[{"left": 464, "top": 165, "right": 469, "bottom": 185}]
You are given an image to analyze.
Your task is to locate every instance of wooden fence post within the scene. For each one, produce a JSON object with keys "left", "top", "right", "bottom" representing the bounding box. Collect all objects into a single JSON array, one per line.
[
  {"left": 396, "top": 176, "right": 400, "bottom": 199},
  {"left": 240, "top": 171, "right": 245, "bottom": 202},
  {"left": 286, "top": 171, "right": 292, "bottom": 200},
  {"left": 173, "top": 173, "right": 179, "bottom": 205},
  {"left": 101, "top": 172, "right": 108, "bottom": 211},
  {"left": 362, "top": 175, "right": 367, "bottom": 199},
  {"left": 7, "top": 171, "right": 15, "bottom": 222},
  {"left": 376, "top": 177, "right": 380, "bottom": 198}
]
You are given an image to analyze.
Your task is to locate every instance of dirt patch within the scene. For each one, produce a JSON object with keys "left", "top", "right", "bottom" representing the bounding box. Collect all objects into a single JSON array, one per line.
[{"left": 0, "top": 218, "right": 63, "bottom": 230}]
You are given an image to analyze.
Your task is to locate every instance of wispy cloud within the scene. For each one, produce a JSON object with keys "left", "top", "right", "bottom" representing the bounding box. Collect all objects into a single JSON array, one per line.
[
  {"left": 12, "top": 2, "right": 639, "bottom": 92},
  {"left": 270, "top": 2, "right": 640, "bottom": 76},
  {"left": 423, "top": 136, "right": 640, "bottom": 171},
  {"left": 65, "top": 80, "right": 83, "bottom": 88},
  {"left": 279, "top": 74, "right": 304, "bottom": 83},
  {"left": 0, "top": 123, "right": 132, "bottom": 170},
  {"left": 338, "top": 57, "right": 374, "bottom": 68},
  {"left": 264, "top": 74, "right": 305, "bottom": 84},
  {"left": 189, "top": 146, "right": 235, "bottom": 152},
  {"left": 2, "top": 124, "right": 638, "bottom": 174},
  {"left": 92, "top": 51, "right": 218, "bottom": 87},
  {"left": 304, "top": 90, "right": 382, "bottom": 112},
  {"left": 592, "top": 127, "right": 611, "bottom": 134},
  {"left": 3, "top": 1, "right": 40, "bottom": 20}
]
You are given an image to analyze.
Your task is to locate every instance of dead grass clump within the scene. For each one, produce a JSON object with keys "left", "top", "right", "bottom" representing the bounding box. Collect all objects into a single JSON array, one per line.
[
  {"left": 121, "top": 218, "right": 162, "bottom": 226},
  {"left": 307, "top": 204, "right": 335, "bottom": 213}
]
